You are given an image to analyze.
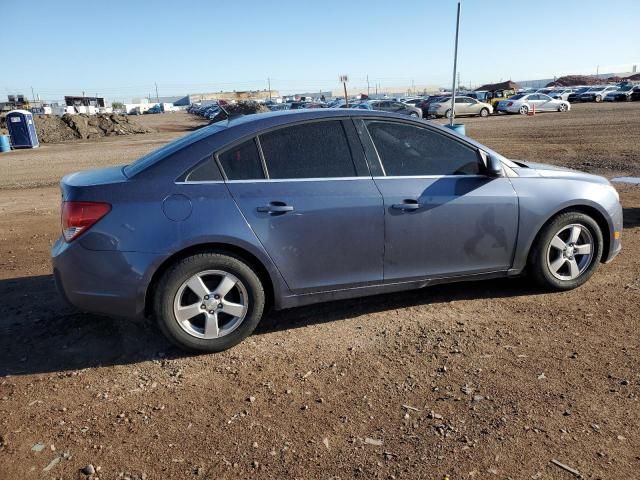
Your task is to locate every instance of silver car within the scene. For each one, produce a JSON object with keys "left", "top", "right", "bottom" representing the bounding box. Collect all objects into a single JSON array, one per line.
[
  {"left": 428, "top": 96, "right": 493, "bottom": 118},
  {"left": 496, "top": 93, "right": 571, "bottom": 114}
]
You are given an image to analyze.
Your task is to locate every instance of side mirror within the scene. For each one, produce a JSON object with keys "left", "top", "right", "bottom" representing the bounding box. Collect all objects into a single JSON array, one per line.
[{"left": 481, "top": 152, "right": 503, "bottom": 177}]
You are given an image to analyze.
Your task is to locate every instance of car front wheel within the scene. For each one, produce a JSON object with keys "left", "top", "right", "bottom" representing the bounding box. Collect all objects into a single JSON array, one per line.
[
  {"left": 558, "top": 103, "right": 568, "bottom": 112},
  {"left": 154, "top": 252, "right": 265, "bottom": 352},
  {"left": 479, "top": 108, "right": 490, "bottom": 117},
  {"left": 529, "top": 212, "right": 603, "bottom": 290}
]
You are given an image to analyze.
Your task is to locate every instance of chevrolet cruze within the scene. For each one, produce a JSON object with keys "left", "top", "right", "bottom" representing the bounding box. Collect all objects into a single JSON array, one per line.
[{"left": 52, "top": 109, "right": 622, "bottom": 352}]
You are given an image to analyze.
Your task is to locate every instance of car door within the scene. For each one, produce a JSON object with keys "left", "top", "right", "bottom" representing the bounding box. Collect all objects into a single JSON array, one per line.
[
  {"left": 454, "top": 97, "right": 470, "bottom": 115},
  {"left": 536, "top": 94, "right": 554, "bottom": 111},
  {"left": 357, "top": 119, "right": 519, "bottom": 282},
  {"left": 224, "top": 119, "right": 384, "bottom": 294}
]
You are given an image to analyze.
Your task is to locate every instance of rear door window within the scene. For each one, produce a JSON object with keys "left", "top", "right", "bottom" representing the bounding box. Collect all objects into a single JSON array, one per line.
[
  {"left": 218, "top": 138, "right": 265, "bottom": 180},
  {"left": 259, "top": 121, "right": 357, "bottom": 179},
  {"left": 365, "top": 121, "right": 480, "bottom": 176}
]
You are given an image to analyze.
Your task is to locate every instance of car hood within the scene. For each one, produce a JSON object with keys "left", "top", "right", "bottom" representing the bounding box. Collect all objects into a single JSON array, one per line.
[{"left": 510, "top": 160, "right": 611, "bottom": 185}]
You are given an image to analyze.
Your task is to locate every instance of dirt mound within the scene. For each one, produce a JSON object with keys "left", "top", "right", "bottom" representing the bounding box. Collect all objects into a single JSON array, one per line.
[
  {"left": 210, "top": 101, "right": 270, "bottom": 123},
  {"left": 545, "top": 75, "right": 623, "bottom": 87},
  {"left": 626, "top": 73, "right": 640, "bottom": 81},
  {"left": 475, "top": 80, "right": 519, "bottom": 91},
  {"left": 34, "top": 114, "right": 154, "bottom": 143}
]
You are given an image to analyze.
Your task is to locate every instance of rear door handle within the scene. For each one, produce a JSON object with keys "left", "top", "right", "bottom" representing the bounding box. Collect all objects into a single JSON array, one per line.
[
  {"left": 257, "top": 203, "right": 294, "bottom": 213},
  {"left": 392, "top": 200, "right": 421, "bottom": 211}
]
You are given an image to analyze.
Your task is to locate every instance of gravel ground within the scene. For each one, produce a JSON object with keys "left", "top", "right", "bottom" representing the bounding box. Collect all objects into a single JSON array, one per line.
[{"left": 0, "top": 106, "right": 639, "bottom": 479}]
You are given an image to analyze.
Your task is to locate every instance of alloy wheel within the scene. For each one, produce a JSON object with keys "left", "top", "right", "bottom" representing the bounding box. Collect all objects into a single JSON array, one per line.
[
  {"left": 519, "top": 105, "right": 529, "bottom": 115},
  {"left": 546, "top": 224, "right": 594, "bottom": 281},
  {"left": 173, "top": 270, "right": 248, "bottom": 339}
]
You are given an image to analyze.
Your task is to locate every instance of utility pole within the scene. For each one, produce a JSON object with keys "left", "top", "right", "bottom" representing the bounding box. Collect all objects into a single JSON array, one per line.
[
  {"left": 457, "top": 72, "right": 461, "bottom": 91},
  {"left": 155, "top": 82, "right": 159, "bottom": 103},
  {"left": 339, "top": 75, "right": 349, "bottom": 107},
  {"left": 268, "top": 77, "right": 272, "bottom": 101},
  {"left": 31, "top": 86, "right": 35, "bottom": 102},
  {"left": 449, "top": 1, "right": 461, "bottom": 127},
  {"left": 596, "top": 65, "right": 599, "bottom": 78},
  {"left": 366, "top": 75, "right": 370, "bottom": 97}
]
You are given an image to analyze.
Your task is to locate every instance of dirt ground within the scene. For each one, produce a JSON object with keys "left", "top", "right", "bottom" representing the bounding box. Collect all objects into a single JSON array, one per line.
[{"left": 0, "top": 106, "right": 639, "bottom": 480}]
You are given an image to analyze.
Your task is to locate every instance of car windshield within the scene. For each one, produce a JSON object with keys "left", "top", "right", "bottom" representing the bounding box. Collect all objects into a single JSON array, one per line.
[
  {"left": 124, "top": 123, "right": 226, "bottom": 177},
  {"left": 509, "top": 94, "right": 525, "bottom": 100},
  {"left": 618, "top": 85, "right": 633, "bottom": 91}
]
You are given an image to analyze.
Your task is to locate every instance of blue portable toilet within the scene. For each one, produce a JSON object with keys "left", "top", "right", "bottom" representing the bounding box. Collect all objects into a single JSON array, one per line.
[{"left": 6, "top": 110, "right": 39, "bottom": 148}]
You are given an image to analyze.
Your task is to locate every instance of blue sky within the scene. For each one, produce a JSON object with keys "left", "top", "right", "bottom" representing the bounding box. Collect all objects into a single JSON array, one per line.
[{"left": 3, "top": 0, "right": 638, "bottom": 101}]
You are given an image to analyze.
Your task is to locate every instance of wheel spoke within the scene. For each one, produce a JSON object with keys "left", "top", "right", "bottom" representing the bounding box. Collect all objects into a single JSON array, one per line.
[
  {"left": 568, "top": 259, "right": 580, "bottom": 278},
  {"left": 186, "top": 275, "right": 209, "bottom": 300},
  {"left": 569, "top": 225, "right": 582, "bottom": 244},
  {"left": 574, "top": 243, "right": 592, "bottom": 255},
  {"left": 222, "top": 301, "right": 246, "bottom": 318},
  {"left": 204, "top": 312, "right": 219, "bottom": 338},
  {"left": 175, "top": 302, "right": 203, "bottom": 324},
  {"left": 550, "top": 256, "right": 567, "bottom": 273},
  {"left": 550, "top": 235, "right": 566, "bottom": 251},
  {"left": 214, "top": 275, "right": 237, "bottom": 298}
]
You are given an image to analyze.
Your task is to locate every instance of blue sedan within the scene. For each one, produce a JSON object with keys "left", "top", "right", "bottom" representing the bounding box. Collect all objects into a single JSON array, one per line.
[{"left": 52, "top": 109, "right": 622, "bottom": 352}]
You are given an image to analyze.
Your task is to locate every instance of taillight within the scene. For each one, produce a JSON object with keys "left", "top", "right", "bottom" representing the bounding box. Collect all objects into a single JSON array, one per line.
[
  {"left": 507, "top": 101, "right": 513, "bottom": 106},
  {"left": 61, "top": 201, "right": 111, "bottom": 242}
]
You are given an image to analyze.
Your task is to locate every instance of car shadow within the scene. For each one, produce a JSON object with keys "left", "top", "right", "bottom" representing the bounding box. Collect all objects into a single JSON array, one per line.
[
  {"left": 0, "top": 274, "right": 542, "bottom": 377},
  {"left": 623, "top": 207, "right": 640, "bottom": 228}
]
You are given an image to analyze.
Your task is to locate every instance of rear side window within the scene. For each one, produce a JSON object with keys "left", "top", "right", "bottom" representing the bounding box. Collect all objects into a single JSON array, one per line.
[
  {"left": 218, "top": 139, "right": 265, "bottom": 180},
  {"left": 259, "top": 121, "right": 357, "bottom": 179},
  {"left": 366, "top": 121, "right": 480, "bottom": 176},
  {"left": 185, "top": 157, "right": 223, "bottom": 181}
]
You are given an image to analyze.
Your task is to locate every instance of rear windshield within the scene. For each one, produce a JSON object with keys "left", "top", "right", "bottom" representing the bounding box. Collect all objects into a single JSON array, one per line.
[{"left": 123, "top": 123, "right": 225, "bottom": 177}]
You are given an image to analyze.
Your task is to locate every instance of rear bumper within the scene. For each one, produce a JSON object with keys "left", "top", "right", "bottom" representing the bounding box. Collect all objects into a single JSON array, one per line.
[{"left": 52, "top": 238, "right": 162, "bottom": 319}]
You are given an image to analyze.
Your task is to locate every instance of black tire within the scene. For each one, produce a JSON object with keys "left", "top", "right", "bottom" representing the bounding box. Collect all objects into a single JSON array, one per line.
[
  {"left": 444, "top": 109, "right": 452, "bottom": 119},
  {"left": 528, "top": 212, "right": 603, "bottom": 291},
  {"left": 595, "top": 95, "right": 602, "bottom": 102},
  {"left": 479, "top": 108, "right": 490, "bottom": 117},
  {"left": 154, "top": 252, "right": 265, "bottom": 352},
  {"left": 519, "top": 105, "right": 529, "bottom": 115}
]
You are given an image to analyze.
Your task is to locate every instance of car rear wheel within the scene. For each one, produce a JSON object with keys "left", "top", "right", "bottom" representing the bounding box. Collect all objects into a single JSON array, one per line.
[
  {"left": 595, "top": 95, "right": 602, "bottom": 102},
  {"left": 529, "top": 212, "right": 603, "bottom": 291},
  {"left": 444, "top": 109, "right": 452, "bottom": 119},
  {"left": 154, "top": 252, "right": 265, "bottom": 352},
  {"left": 519, "top": 105, "right": 529, "bottom": 115},
  {"left": 479, "top": 108, "right": 490, "bottom": 117}
]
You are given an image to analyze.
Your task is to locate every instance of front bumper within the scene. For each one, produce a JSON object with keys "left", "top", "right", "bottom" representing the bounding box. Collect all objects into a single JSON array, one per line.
[{"left": 52, "top": 238, "right": 163, "bottom": 319}]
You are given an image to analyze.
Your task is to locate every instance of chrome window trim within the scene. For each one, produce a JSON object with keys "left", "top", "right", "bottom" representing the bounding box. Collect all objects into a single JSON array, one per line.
[
  {"left": 372, "top": 174, "right": 488, "bottom": 180},
  {"left": 175, "top": 177, "right": 371, "bottom": 185}
]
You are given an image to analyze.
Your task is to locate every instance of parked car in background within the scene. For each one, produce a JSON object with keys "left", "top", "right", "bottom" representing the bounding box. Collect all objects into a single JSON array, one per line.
[
  {"left": 496, "top": 93, "right": 570, "bottom": 114},
  {"left": 567, "top": 87, "right": 591, "bottom": 103},
  {"left": 579, "top": 86, "right": 619, "bottom": 102},
  {"left": 356, "top": 100, "right": 422, "bottom": 117},
  {"left": 604, "top": 84, "right": 637, "bottom": 101},
  {"left": 428, "top": 96, "right": 493, "bottom": 118},
  {"left": 52, "top": 109, "right": 622, "bottom": 352},
  {"left": 467, "top": 90, "right": 490, "bottom": 102},
  {"left": 549, "top": 89, "right": 574, "bottom": 101},
  {"left": 631, "top": 87, "right": 640, "bottom": 101},
  {"left": 416, "top": 96, "right": 450, "bottom": 118},
  {"left": 402, "top": 98, "right": 424, "bottom": 106}
]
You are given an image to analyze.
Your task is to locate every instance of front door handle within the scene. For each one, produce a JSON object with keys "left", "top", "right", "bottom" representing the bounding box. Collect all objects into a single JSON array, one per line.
[
  {"left": 257, "top": 203, "right": 294, "bottom": 213},
  {"left": 392, "top": 200, "right": 421, "bottom": 211}
]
